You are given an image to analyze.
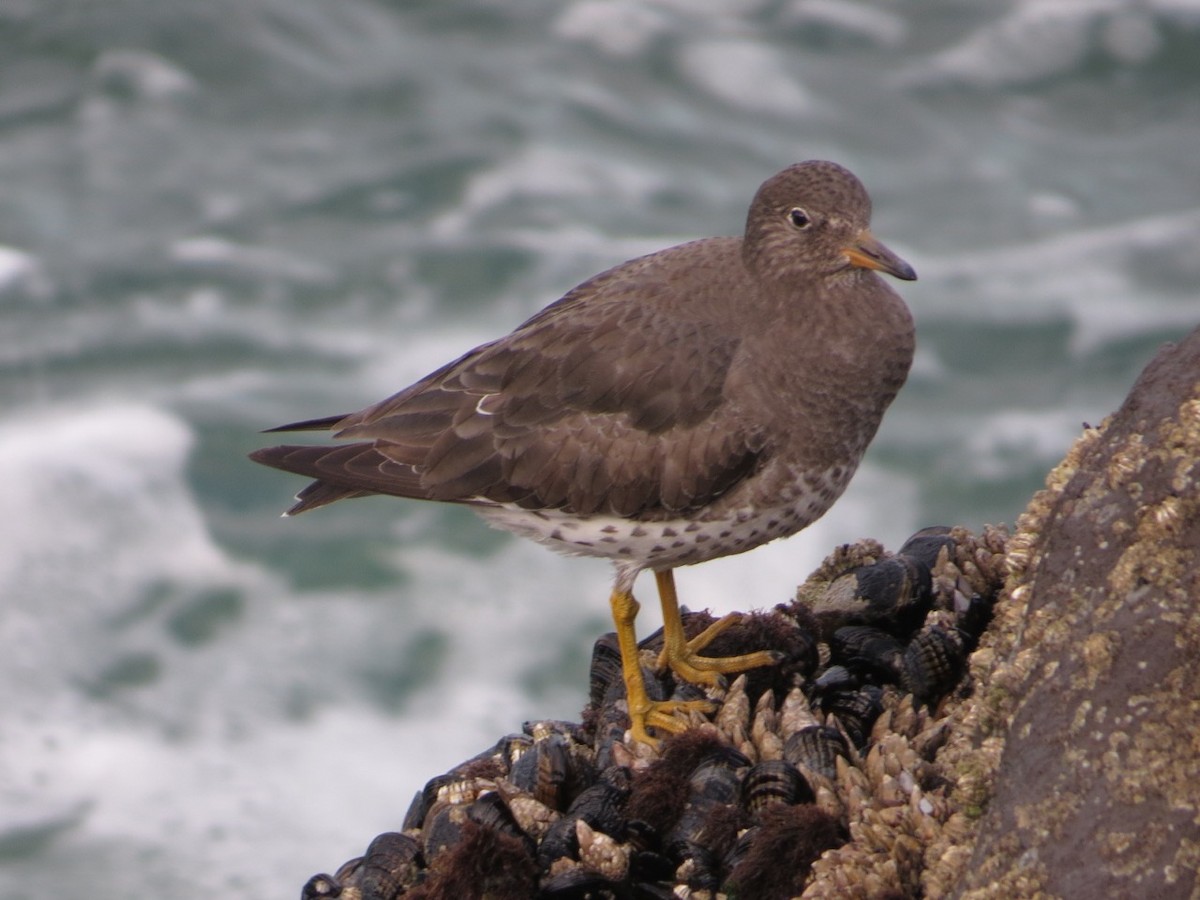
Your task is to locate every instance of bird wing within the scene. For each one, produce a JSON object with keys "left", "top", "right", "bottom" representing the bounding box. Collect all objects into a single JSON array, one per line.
[{"left": 254, "top": 241, "right": 771, "bottom": 517}]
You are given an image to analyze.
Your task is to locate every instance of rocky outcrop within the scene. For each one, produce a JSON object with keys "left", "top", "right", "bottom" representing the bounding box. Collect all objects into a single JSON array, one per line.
[{"left": 929, "top": 324, "right": 1200, "bottom": 898}]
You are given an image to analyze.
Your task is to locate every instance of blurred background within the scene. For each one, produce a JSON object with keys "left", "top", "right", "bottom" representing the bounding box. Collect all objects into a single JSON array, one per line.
[{"left": 2, "top": 1, "right": 1197, "bottom": 896}]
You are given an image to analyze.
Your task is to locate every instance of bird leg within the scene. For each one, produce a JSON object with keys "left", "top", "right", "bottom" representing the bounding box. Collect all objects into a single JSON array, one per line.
[
  {"left": 653, "top": 569, "right": 783, "bottom": 685},
  {"left": 609, "top": 584, "right": 715, "bottom": 746}
]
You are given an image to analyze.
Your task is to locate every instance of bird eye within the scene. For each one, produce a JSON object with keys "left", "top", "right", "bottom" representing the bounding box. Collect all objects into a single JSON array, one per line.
[{"left": 789, "top": 208, "right": 811, "bottom": 229}]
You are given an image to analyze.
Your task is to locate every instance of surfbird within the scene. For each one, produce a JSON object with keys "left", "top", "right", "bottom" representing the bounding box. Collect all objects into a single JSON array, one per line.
[{"left": 251, "top": 160, "right": 917, "bottom": 746}]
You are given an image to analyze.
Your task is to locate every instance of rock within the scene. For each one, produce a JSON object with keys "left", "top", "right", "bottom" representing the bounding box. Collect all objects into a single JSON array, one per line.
[{"left": 928, "top": 324, "right": 1200, "bottom": 898}]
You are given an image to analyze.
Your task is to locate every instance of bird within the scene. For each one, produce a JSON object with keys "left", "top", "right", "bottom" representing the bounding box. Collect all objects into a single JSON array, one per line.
[{"left": 251, "top": 160, "right": 917, "bottom": 747}]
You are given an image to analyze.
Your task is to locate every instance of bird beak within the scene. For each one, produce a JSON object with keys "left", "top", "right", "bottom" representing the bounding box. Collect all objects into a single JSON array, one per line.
[{"left": 843, "top": 229, "right": 917, "bottom": 281}]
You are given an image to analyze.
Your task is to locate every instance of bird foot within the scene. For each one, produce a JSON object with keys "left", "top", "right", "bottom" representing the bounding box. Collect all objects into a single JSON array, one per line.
[
  {"left": 656, "top": 611, "right": 785, "bottom": 686},
  {"left": 627, "top": 696, "right": 715, "bottom": 748}
]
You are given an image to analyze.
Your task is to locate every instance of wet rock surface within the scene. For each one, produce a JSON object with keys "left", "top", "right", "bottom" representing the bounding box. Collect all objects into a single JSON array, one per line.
[{"left": 297, "top": 326, "right": 1199, "bottom": 899}]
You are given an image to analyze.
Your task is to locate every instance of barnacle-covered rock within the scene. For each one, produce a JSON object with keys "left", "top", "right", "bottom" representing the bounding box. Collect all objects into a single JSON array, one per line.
[
  {"left": 467, "top": 791, "right": 537, "bottom": 857},
  {"left": 896, "top": 525, "right": 956, "bottom": 572},
  {"left": 923, "top": 327, "right": 1200, "bottom": 897},
  {"left": 587, "top": 632, "right": 625, "bottom": 709},
  {"left": 783, "top": 725, "right": 849, "bottom": 781},
  {"left": 817, "top": 684, "right": 884, "bottom": 751},
  {"left": 297, "top": 523, "right": 1017, "bottom": 899},
  {"left": 805, "top": 553, "right": 933, "bottom": 640},
  {"left": 741, "top": 758, "right": 815, "bottom": 814},
  {"left": 537, "top": 774, "right": 631, "bottom": 873},
  {"left": 300, "top": 873, "right": 342, "bottom": 899},
  {"left": 829, "top": 625, "right": 904, "bottom": 683},
  {"left": 419, "top": 800, "right": 469, "bottom": 866},
  {"left": 333, "top": 832, "right": 423, "bottom": 900},
  {"left": 899, "top": 625, "right": 967, "bottom": 708},
  {"left": 712, "top": 673, "right": 753, "bottom": 760},
  {"left": 663, "top": 750, "right": 748, "bottom": 889},
  {"left": 300, "top": 873, "right": 340, "bottom": 900},
  {"left": 495, "top": 782, "right": 560, "bottom": 842},
  {"left": 725, "top": 804, "right": 846, "bottom": 900},
  {"left": 509, "top": 731, "right": 582, "bottom": 812},
  {"left": 400, "top": 728, "right": 525, "bottom": 832}
]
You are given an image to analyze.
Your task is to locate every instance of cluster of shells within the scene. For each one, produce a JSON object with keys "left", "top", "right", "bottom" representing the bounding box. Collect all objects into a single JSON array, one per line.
[{"left": 302, "top": 525, "right": 1009, "bottom": 900}]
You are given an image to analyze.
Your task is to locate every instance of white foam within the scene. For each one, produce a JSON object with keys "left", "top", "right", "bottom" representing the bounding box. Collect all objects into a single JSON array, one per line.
[
  {"left": 899, "top": 0, "right": 1198, "bottom": 89},
  {"left": 387, "top": 533, "right": 607, "bottom": 703},
  {"left": 429, "top": 145, "right": 668, "bottom": 241},
  {"left": 957, "top": 409, "right": 1090, "bottom": 480},
  {"left": 898, "top": 1, "right": 1105, "bottom": 88},
  {"left": 677, "top": 37, "right": 815, "bottom": 116},
  {"left": 0, "top": 701, "right": 498, "bottom": 897},
  {"left": 554, "top": 0, "right": 673, "bottom": 57},
  {"left": 0, "top": 403, "right": 211, "bottom": 597},
  {"left": 0, "top": 402, "right": 559, "bottom": 893},
  {"left": 89, "top": 49, "right": 198, "bottom": 101},
  {"left": 916, "top": 208, "right": 1200, "bottom": 355},
  {"left": 1101, "top": 12, "right": 1163, "bottom": 63},
  {"left": 170, "top": 236, "right": 337, "bottom": 285},
  {"left": 0, "top": 244, "right": 50, "bottom": 297},
  {"left": 781, "top": 0, "right": 908, "bottom": 48}
]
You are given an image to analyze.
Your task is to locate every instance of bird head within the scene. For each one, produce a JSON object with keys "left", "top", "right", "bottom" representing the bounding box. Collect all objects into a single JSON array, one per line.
[{"left": 743, "top": 160, "right": 916, "bottom": 284}]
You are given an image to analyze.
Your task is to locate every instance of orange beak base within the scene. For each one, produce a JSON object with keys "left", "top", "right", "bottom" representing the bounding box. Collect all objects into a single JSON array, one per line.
[{"left": 844, "top": 230, "right": 917, "bottom": 281}]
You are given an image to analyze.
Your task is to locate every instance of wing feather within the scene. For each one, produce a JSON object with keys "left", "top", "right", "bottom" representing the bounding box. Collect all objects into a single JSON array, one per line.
[{"left": 254, "top": 238, "right": 771, "bottom": 517}]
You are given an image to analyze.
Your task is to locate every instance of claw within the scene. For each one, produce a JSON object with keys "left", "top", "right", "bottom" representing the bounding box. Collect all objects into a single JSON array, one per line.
[
  {"left": 654, "top": 571, "right": 783, "bottom": 686},
  {"left": 608, "top": 570, "right": 784, "bottom": 747}
]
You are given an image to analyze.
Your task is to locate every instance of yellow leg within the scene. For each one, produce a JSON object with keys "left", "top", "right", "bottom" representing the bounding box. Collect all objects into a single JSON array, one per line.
[
  {"left": 654, "top": 569, "right": 783, "bottom": 685},
  {"left": 609, "top": 585, "right": 714, "bottom": 746}
]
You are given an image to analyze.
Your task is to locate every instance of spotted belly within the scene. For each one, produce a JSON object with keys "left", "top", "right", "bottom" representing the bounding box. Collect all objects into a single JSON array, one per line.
[{"left": 474, "top": 467, "right": 847, "bottom": 570}]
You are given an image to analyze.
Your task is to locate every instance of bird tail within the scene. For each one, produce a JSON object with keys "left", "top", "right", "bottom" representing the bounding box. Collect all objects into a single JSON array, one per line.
[
  {"left": 261, "top": 413, "right": 350, "bottom": 434},
  {"left": 249, "top": 443, "right": 433, "bottom": 515}
]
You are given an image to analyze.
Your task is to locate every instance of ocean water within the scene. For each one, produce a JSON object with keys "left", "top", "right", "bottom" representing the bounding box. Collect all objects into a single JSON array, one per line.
[{"left": 2, "top": 1, "right": 1198, "bottom": 896}]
